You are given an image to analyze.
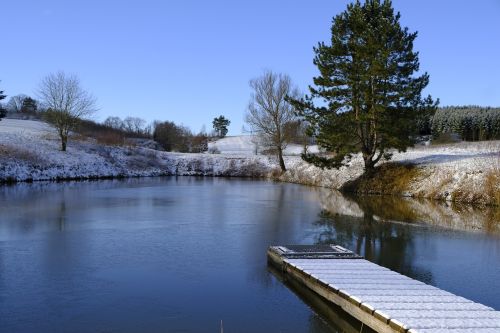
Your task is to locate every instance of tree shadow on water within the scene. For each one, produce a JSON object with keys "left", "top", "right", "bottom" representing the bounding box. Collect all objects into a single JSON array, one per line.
[{"left": 313, "top": 207, "right": 433, "bottom": 284}]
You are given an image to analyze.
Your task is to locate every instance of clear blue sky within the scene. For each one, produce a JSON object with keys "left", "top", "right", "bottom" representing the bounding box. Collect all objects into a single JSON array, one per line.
[{"left": 1, "top": 0, "right": 499, "bottom": 135}]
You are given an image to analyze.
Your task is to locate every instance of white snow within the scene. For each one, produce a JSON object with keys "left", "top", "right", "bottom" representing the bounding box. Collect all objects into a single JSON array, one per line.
[
  {"left": 280, "top": 142, "right": 500, "bottom": 205},
  {"left": 0, "top": 119, "right": 277, "bottom": 182},
  {"left": 208, "top": 134, "right": 319, "bottom": 155},
  {"left": 1, "top": 119, "right": 498, "bottom": 205}
]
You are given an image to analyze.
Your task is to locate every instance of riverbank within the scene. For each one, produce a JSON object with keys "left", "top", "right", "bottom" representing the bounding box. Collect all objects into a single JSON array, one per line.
[
  {"left": 279, "top": 142, "right": 500, "bottom": 206},
  {"left": 1, "top": 119, "right": 499, "bottom": 205}
]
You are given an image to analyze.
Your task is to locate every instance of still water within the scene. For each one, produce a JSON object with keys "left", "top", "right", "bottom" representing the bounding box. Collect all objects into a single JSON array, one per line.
[{"left": 0, "top": 177, "right": 499, "bottom": 333}]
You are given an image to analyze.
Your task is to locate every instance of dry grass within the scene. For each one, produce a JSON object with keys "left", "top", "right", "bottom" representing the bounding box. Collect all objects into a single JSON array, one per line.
[
  {"left": 451, "top": 185, "right": 490, "bottom": 205},
  {"left": 342, "top": 162, "right": 423, "bottom": 195},
  {"left": 95, "top": 132, "right": 125, "bottom": 146},
  {"left": 69, "top": 132, "right": 89, "bottom": 142},
  {"left": 427, "top": 173, "right": 453, "bottom": 200},
  {"left": 0, "top": 144, "right": 46, "bottom": 164},
  {"left": 485, "top": 167, "right": 500, "bottom": 206},
  {"left": 40, "top": 132, "right": 59, "bottom": 141},
  {"left": 269, "top": 167, "right": 284, "bottom": 180}
]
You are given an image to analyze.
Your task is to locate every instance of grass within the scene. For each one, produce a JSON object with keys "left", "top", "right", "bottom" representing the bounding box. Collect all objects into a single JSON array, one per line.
[
  {"left": 0, "top": 144, "right": 46, "bottom": 164},
  {"left": 485, "top": 160, "right": 500, "bottom": 206},
  {"left": 95, "top": 132, "right": 125, "bottom": 146},
  {"left": 427, "top": 173, "right": 453, "bottom": 200},
  {"left": 342, "top": 162, "right": 423, "bottom": 195},
  {"left": 451, "top": 151, "right": 500, "bottom": 206}
]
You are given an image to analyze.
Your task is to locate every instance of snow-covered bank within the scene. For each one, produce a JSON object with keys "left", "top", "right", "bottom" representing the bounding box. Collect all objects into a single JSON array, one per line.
[
  {"left": 1, "top": 119, "right": 499, "bottom": 205},
  {"left": 0, "top": 119, "right": 276, "bottom": 182},
  {"left": 279, "top": 142, "right": 500, "bottom": 205}
]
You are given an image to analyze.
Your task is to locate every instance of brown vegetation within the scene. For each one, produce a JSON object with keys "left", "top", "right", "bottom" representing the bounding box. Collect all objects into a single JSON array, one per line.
[
  {"left": 485, "top": 168, "right": 500, "bottom": 206},
  {"left": 426, "top": 173, "right": 453, "bottom": 200},
  {"left": 0, "top": 144, "right": 46, "bottom": 164},
  {"left": 342, "top": 163, "right": 424, "bottom": 195}
]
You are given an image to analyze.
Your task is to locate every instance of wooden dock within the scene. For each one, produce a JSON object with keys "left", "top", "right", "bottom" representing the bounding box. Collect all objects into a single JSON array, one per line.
[{"left": 268, "top": 245, "right": 500, "bottom": 333}]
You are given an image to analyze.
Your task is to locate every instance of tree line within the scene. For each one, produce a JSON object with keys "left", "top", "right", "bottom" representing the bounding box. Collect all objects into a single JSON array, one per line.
[{"left": 431, "top": 106, "right": 500, "bottom": 141}]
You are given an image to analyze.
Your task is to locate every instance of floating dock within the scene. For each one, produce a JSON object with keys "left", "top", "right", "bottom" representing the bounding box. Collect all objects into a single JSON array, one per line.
[{"left": 268, "top": 245, "right": 500, "bottom": 333}]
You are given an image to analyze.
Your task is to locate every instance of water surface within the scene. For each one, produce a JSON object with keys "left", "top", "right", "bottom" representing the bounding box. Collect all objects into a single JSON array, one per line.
[{"left": 0, "top": 177, "right": 499, "bottom": 333}]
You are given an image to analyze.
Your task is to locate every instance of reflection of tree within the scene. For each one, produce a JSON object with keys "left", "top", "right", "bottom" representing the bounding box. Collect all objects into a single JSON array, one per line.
[
  {"left": 56, "top": 200, "right": 66, "bottom": 231},
  {"left": 314, "top": 207, "right": 433, "bottom": 284}
]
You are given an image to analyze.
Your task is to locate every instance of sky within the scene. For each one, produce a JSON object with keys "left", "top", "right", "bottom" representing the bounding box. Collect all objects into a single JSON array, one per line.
[{"left": 1, "top": 0, "right": 499, "bottom": 135}]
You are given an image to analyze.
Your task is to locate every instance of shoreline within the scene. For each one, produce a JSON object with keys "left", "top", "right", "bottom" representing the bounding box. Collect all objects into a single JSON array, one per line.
[
  {"left": 1, "top": 119, "right": 499, "bottom": 206},
  {"left": 2, "top": 159, "right": 498, "bottom": 207}
]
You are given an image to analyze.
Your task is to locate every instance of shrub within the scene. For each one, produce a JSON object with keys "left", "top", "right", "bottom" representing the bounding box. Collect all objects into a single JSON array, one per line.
[{"left": 153, "top": 121, "right": 191, "bottom": 152}]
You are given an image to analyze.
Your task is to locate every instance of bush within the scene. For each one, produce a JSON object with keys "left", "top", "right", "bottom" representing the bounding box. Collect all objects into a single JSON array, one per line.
[
  {"left": 191, "top": 133, "right": 208, "bottom": 153},
  {"left": 75, "top": 119, "right": 153, "bottom": 146},
  {"left": 153, "top": 121, "right": 191, "bottom": 152}
]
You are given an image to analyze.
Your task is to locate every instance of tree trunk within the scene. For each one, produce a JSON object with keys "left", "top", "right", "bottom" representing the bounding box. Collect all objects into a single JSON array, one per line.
[
  {"left": 61, "top": 135, "right": 67, "bottom": 151},
  {"left": 363, "top": 155, "right": 375, "bottom": 175},
  {"left": 277, "top": 147, "right": 286, "bottom": 172}
]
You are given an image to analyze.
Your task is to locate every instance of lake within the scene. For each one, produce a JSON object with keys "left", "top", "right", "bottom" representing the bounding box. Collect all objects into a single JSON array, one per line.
[{"left": 1, "top": 177, "right": 499, "bottom": 333}]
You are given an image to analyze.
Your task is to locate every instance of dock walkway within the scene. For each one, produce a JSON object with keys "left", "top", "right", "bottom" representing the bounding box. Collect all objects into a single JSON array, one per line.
[{"left": 268, "top": 245, "right": 500, "bottom": 333}]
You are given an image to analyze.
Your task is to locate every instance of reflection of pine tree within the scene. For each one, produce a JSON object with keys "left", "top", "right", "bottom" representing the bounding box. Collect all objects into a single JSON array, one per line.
[{"left": 313, "top": 209, "right": 432, "bottom": 284}]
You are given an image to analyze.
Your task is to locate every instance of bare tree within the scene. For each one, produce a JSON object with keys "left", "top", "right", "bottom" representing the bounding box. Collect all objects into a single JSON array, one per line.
[
  {"left": 103, "top": 116, "right": 124, "bottom": 130},
  {"left": 6, "top": 94, "right": 28, "bottom": 113},
  {"left": 245, "top": 70, "right": 299, "bottom": 172},
  {"left": 123, "top": 116, "right": 146, "bottom": 134},
  {"left": 38, "top": 72, "right": 97, "bottom": 151}
]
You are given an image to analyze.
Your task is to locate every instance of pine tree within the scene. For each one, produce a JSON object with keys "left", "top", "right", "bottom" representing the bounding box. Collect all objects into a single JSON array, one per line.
[
  {"left": 21, "top": 97, "right": 38, "bottom": 113},
  {"left": 212, "top": 115, "right": 230, "bottom": 138},
  {"left": 290, "top": 0, "right": 437, "bottom": 173}
]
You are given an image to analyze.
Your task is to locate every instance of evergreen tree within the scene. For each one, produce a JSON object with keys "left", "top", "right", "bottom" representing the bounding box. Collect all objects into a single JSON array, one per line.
[
  {"left": 432, "top": 106, "right": 500, "bottom": 141},
  {"left": 290, "top": 0, "right": 437, "bottom": 173},
  {"left": 21, "top": 97, "right": 38, "bottom": 113},
  {"left": 0, "top": 82, "right": 6, "bottom": 121},
  {"left": 212, "top": 115, "right": 230, "bottom": 137}
]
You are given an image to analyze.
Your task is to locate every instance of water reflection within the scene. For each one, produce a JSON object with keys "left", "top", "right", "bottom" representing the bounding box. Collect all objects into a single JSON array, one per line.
[
  {"left": 317, "top": 189, "right": 500, "bottom": 235},
  {"left": 268, "top": 265, "right": 375, "bottom": 333},
  {"left": 314, "top": 211, "right": 433, "bottom": 284},
  {"left": 0, "top": 178, "right": 499, "bottom": 333},
  {"left": 0, "top": 178, "right": 340, "bottom": 333},
  {"left": 314, "top": 188, "right": 500, "bottom": 309}
]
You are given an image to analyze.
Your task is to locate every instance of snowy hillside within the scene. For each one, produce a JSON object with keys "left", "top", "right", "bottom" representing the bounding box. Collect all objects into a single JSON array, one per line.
[
  {"left": 0, "top": 119, "right": 277, "bottom": 182},
  {"left": 208, "top": 135, "right": 319, "bottom": 155}
]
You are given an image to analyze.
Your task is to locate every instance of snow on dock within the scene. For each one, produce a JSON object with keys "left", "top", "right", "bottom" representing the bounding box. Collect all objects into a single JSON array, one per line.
[{"left": 267, "top": 245, "right": 500, "bottom": 333}]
